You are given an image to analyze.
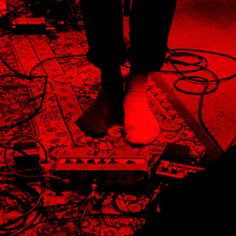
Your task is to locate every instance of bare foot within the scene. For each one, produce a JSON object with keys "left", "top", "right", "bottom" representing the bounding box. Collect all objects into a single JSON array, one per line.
[{"left": 77, "top": 70, "right": 124, "bottom": 137}]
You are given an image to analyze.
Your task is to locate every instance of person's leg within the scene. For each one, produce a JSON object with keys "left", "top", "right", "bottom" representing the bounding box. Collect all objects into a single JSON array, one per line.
[
  {"left": 124, "top": 0, "right": 177, "bottom": 145},
  {"left": 77, "top": 0, "right": 126, "bottom": 137},
  {"left": 80, "top": 0, "right": 126, "bottom": 70},
  {"left": 129, "top": 0, "right": 177, "bottom": 73}
]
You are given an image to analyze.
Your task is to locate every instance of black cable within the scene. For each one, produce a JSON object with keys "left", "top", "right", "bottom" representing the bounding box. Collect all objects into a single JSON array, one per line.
[
  {"left": 1, "top": 136, "right": 64, "bottom": 182},
  {"left": 0, "top": 54, "right": 48, "bottom": 131},
  {"left": 0, "top": 55, "right": 46, "bottom": 80},
  {"left": 0, "top": 180, "right": 43, "bottom": 235},
  {"left": 0, "top": 191, "right": 28, "bottom": 233},
  {"left": 5, "top": 134, "right": 49, "bottom": 163},
  {"left": 7, "top": 211, "right": 41, "bottom": 236},
  {"left": 0, "top": 139, "right": 45, "bottom": 234},
  {"left": 167, "top": 50, "right": 222, "bottom": 153},
  {"left": 167, "top": 48, "right": 236, "bottom": 83},
  {"left": 0, "top": 54, "right": 86, "bottom": 131},
  {"left": 162, "top": 48, "right": 236, "bottom": 153},
  {"left": 43, "top": 199, "right": 87, "bottom": 213},
  {"left": 111, "top": 192, "right": 150, "bottom": 217}
]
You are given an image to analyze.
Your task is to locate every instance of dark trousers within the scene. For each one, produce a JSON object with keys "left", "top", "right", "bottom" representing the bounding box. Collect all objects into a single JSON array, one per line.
[{"left": 80, "top": 0, "right": 177, "bottom": 73}]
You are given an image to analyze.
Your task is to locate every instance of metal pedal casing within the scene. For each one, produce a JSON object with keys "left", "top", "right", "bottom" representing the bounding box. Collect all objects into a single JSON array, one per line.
[{"left": 53, "top": 148, "right": 149, "bottom": 191}]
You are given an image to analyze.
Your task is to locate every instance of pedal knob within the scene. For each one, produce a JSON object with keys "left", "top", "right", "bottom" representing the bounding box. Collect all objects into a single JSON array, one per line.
[
  {"left": 76, "top": 159, "right": 84, "bottom": 164},
  {"left": 171, "top": 167, "right": 178, "bottom": 174},
  {"left": 126, "top": 160, "right": 135, "bottom": 164},
  {"left": 87, "top": 159, "right": 95, "bottom": 164},
  {"left": 98, "top": 158, "right": 106, "bottom": 164},
  {"left": 109, "top": 158, "right": 117, "bottom": 164}
]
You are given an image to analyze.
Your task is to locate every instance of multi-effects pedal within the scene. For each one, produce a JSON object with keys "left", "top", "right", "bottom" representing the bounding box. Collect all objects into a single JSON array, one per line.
[
  {"left": 51, "top": 148, "right": 150, "bottom": 191},
  {"left": 155, "top": 160, "right": 205, "bottom": 179}
]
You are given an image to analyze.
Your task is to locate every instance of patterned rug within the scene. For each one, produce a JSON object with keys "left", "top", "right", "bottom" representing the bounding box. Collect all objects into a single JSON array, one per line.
[
  {"left": 0, "top": 30, "right": 206, "bottom": 235},
  {"left": 0, "top": 35, "right": 37, "bottom": 154}
]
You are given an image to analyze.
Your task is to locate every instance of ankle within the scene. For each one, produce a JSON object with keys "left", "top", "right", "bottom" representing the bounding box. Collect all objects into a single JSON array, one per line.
[
  {"left": 101, "top": 66, "right": 124, "bottom": 91},
  {"left": 125, "top": 72, "right": 149, "bottom": 94}
]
